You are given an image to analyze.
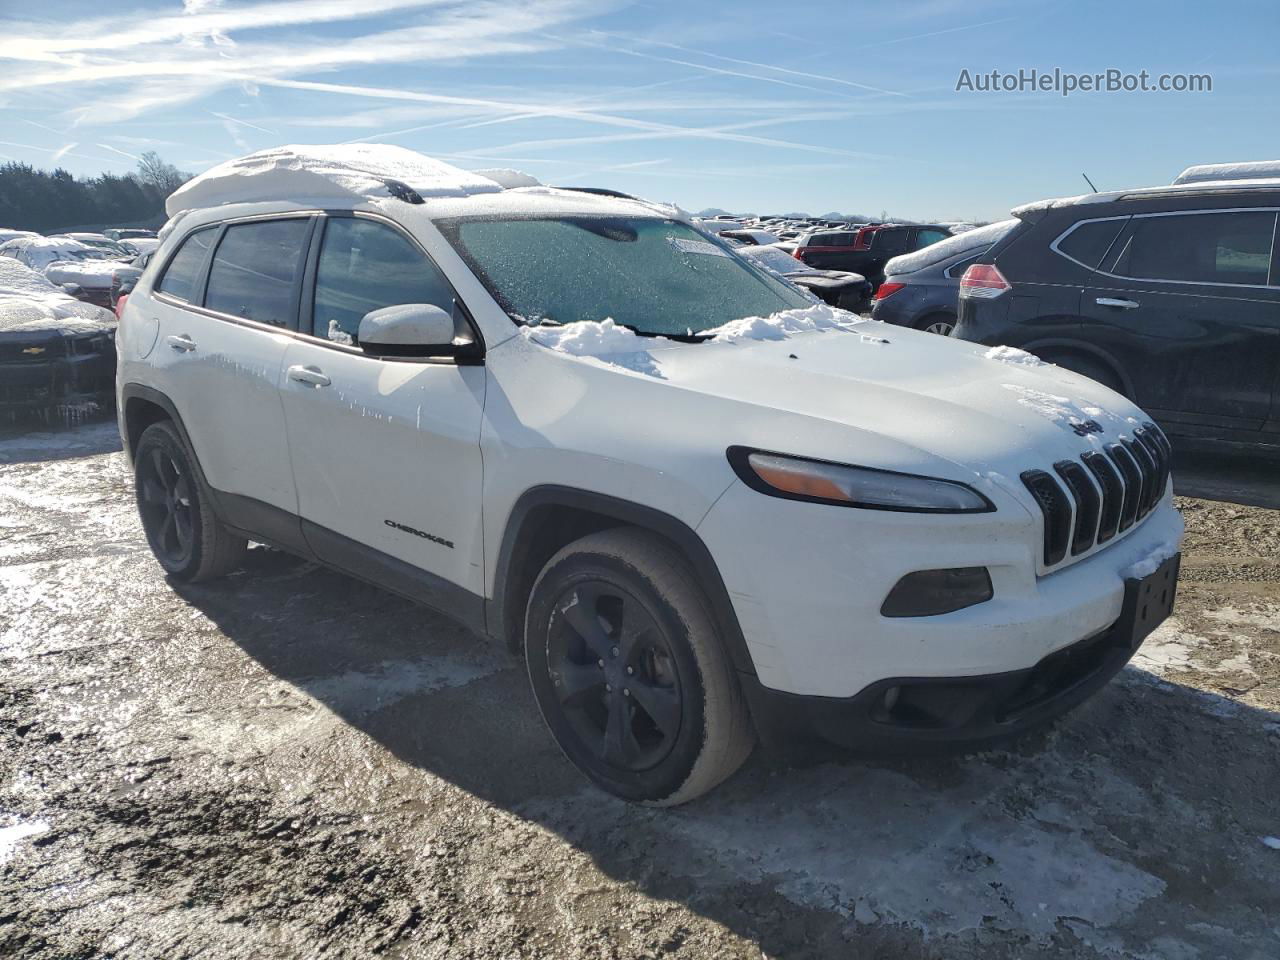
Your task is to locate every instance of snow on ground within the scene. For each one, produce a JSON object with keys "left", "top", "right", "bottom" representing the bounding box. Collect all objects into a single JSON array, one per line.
[
  {"left": 166, "top": 144, "right": 505, "bottom": 216},
  {"left": 0, "top": 819, "right": 49, "bottom": 866}
]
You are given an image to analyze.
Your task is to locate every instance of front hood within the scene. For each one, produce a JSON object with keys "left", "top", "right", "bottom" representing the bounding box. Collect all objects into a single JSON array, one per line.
[{"left": 642, "top": 319, "right": 1150, "bottom": 486}]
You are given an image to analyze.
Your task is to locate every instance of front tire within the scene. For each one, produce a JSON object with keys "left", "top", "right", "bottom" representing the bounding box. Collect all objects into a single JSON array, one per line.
[
  {"left": 524, "top": 528, "right": 754, "bottom": 805},
  {"left": 134, "top": 421, "right": 247, "bottom": 582}
]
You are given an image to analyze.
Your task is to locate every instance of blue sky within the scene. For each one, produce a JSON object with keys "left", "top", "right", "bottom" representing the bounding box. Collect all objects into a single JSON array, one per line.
[{"left": 1, "top": 0, "right": 1275, "bottom": 221}]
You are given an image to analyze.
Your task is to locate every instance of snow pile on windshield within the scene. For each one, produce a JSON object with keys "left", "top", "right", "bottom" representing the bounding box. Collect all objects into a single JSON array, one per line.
[
  {"left": 166, "top": 144, "right": 506, "bottom": 216},
  {"left": 521, "top": 319, "right": 664, "bottom": 378},
  {"left": 700, "top": 304, "right": 859, "bottom": 343},
  {"left": 984, "top": 345, "right": 1046, "bottom": 367}
]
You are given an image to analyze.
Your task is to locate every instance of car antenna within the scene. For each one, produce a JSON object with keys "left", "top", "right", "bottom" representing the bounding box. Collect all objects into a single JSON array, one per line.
[{"left": 1082, "top": 172, "right": 1099, "bottom": 193}]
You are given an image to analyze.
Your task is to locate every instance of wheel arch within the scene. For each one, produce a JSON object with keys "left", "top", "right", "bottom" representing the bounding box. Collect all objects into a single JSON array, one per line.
[
  {"left": 488, "top": 486, "right": 757, "bottom": 677},
  {"left": 1023, "top": 337, "right": 1133, "bottom": 397},
  {"left": 120, "top": 384, "right": 196, "bottom": 464}
]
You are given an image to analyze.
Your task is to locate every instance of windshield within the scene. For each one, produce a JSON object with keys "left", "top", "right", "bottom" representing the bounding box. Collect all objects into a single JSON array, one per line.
[{"left": 438, "top": 216, "right": 811, "bottom": 336}]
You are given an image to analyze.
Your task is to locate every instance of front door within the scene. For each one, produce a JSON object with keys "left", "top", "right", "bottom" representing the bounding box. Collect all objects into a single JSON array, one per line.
[
  {"left": 1081, "top": 208, "right": 1280, "bottom": 433},
  {"left": 278, "top": 214, "right": 487, "bottom": 611}
]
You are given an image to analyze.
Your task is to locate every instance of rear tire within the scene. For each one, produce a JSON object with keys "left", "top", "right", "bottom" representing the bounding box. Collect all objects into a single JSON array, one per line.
[
  {"left": 134, "top": 421, "right": 247, "bottom": 582},
  {"left": 913, "top": 313, "right": 955, "bottom": 336},
  {"left": 524, "top": 528, "right": 754, "bottom": 805}
]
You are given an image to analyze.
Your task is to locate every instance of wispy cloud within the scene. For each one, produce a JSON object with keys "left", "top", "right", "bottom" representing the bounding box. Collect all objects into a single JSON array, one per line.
[
  {"left": 96, "top": 143, "right": 141, "bottom": 162},
  {"left": 859, "top": 16, "right": 1019, "bottom": 48},
  {"left": 51, "top": 143, "right": 78, "bottom": 162}
]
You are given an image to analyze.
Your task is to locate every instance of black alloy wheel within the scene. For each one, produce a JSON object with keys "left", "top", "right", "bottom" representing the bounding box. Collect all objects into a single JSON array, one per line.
[
  {"left": 137, "top": 444, "right": 196, "bottom": 568},
  {"left": 547, "top": 578, "right": 683, "bottom": 771}
]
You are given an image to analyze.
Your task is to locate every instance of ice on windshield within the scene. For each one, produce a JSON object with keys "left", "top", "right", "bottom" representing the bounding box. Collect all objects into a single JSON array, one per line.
[{"left": 439, "top": 216, "right": 812, "bottom": 336}]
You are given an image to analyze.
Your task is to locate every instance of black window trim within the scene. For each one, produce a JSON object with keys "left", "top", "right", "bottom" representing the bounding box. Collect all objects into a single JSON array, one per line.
[
  {"left": 1052, "top": 207, "right": 1280, "bottom": 289},
  {"left": 202, "top": 214, "right": 318, "bottom": 332},
  {"left": 150, "top": 210, "right": 485, "bottom": 366},
  {"left": 295, "top": 210, "right": 485, "bottom": 364},
  {"left": 154, "top": 223, "right": 220, "bottom": 305}
]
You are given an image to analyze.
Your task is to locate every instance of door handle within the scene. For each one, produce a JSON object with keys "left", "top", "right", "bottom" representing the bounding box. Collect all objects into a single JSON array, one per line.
[
  {"left": 166, "top": 334, "right": 196, "bottom": 352},
  {"left": 287, "top": 364, "right": 331, "bottom": 388},
  {"left": 1095, "top": 297, "right": 1140, "bottom": 310}
]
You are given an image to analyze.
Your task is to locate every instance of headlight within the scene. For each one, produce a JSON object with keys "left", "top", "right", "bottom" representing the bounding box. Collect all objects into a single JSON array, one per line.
[{"left": 728, "top": 447, "right": 993, "bottom": 513}]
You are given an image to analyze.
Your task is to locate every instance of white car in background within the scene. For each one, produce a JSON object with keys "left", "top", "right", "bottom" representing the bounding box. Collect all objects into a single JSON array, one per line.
[{"left": 116, "top": 145, "right": 1183, "bottom": 805}]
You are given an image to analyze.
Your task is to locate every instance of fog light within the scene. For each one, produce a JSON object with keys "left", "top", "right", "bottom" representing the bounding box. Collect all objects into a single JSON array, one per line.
[{"left": 880, "top": 567, "right": 993, "bottom": 618}]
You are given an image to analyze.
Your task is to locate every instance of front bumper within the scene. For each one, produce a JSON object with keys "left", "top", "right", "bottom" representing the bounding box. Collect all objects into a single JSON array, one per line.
[
  {"left": 697, "top": 478, "right": 1184, "bottom": 700},
  {"left": 742, "top": 553, "right": 1179, "bottom": 751},
  {"left": 0, "top": 344, "right": 117, "bottom": 413}
]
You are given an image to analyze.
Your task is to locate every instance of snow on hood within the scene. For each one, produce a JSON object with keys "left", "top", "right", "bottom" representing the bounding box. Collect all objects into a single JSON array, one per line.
[
  {"left": 166, "top": 144, "right": 507, "bottom": 216},
  {"left": 0, "top": 258, "right": 115, "bottom": 333},
  {"left": 521, "top": 319, "right": 664, "bottom": 378},
  {"left": 699, "top": 304, "right": 860, "bottom": 342},
  {"left": 45, "top": 259, "right": 119, "bottom": 288},
  {"left": 519, "top": 305, "right": 869, "bottom": 378},
  {"left": 984, "top": 345, "right": 1046, "bottom": 367}
]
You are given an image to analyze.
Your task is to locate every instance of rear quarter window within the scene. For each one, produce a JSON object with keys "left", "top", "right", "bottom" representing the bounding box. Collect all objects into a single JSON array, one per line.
[{"left": 1054, "top": 218, "right": 1128, "bottom": 269}]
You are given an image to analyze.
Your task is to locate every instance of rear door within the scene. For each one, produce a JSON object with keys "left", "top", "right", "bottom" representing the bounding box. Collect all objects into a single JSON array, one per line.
[
  {"left": 278, "top": 213, "right": 487, "bottom": 614},
  {"left": 148, "top": 216, "right": 312, "bottom": 523},
  {"left": 1081, "top": 207, "right": 1280, "bottom": 433}
]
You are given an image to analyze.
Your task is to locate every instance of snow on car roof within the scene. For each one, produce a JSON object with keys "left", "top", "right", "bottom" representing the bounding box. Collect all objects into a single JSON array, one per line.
[
  {"left": 1173, "top": 160, "right": 1280, "bottom": 185},
  {"left": 0, "top": 235, "right": 93, "bottom": 255},
  {"left": 165, "top": 144, "right": 527, "bottom": 217},
  {"left": 1012, "top": 176, "right": 1280, "bottom": 219}
]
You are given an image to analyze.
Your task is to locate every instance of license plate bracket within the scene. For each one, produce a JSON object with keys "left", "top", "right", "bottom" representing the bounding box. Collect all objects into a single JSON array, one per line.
[{"left": 1118, "top": 553, "right": 1181, "bottom": 649}]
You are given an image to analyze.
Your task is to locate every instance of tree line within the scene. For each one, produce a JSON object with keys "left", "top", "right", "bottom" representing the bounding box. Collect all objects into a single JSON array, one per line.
[{"left": 0, "top": 152, "right": 190, "bottom": 234}]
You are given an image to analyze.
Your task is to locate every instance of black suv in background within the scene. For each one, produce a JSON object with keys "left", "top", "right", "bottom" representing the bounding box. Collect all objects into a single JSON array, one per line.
[
  {"left": 793, "top": 223, "right": 952, "bottom": 290},
  {"left": 954, "top": 176, "right": 1280, "bottom": 455}
]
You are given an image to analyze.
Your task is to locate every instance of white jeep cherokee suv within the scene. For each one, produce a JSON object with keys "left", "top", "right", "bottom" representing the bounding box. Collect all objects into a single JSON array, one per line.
[{"left": 117, "top": 146, "right": 1183, "bottom": 805}]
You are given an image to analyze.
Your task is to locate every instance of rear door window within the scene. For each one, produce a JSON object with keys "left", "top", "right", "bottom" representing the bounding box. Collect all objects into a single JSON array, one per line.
[
  {"left": 204, "top": 218, "right": 311, "bottom": 326},
  {"left": 157, "top": 227, "right": 215, "bottom": 302},
  {"left": 1111, "top": 210, "right": 1277, "bottom": 286},
  {"left": 311, "top": 217, "right": 457, "bottom": 344}
]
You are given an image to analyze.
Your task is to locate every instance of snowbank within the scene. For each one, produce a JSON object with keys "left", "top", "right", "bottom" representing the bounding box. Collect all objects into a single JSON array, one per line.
[
  {"left": 166, "top": 144, "right": 506, "bottom": 216},
  {"left": 521, "top": 319, "right": 664, "bottom": 378},
  {"left": 985, "top": 345, "right": 1046, "bottom": 367},
  {"left": 699, "top": 304, "right": 860, "bottom": 343}
]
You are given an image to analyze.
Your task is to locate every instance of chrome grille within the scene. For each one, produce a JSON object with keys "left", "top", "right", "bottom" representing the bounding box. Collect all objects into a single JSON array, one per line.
[{"left": 1020, "top": 422, "right": 1172, "bottom": 570}]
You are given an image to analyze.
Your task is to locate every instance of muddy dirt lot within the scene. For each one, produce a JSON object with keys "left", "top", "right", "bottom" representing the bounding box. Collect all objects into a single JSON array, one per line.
[{"left": 1, "top": 422, "right": 1278, "bottom": 959}]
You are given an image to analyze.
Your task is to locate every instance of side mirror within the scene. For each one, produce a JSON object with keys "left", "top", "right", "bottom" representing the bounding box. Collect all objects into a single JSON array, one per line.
[{"left": 357, "top": 303, "right": 456, "bottom": 358}]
